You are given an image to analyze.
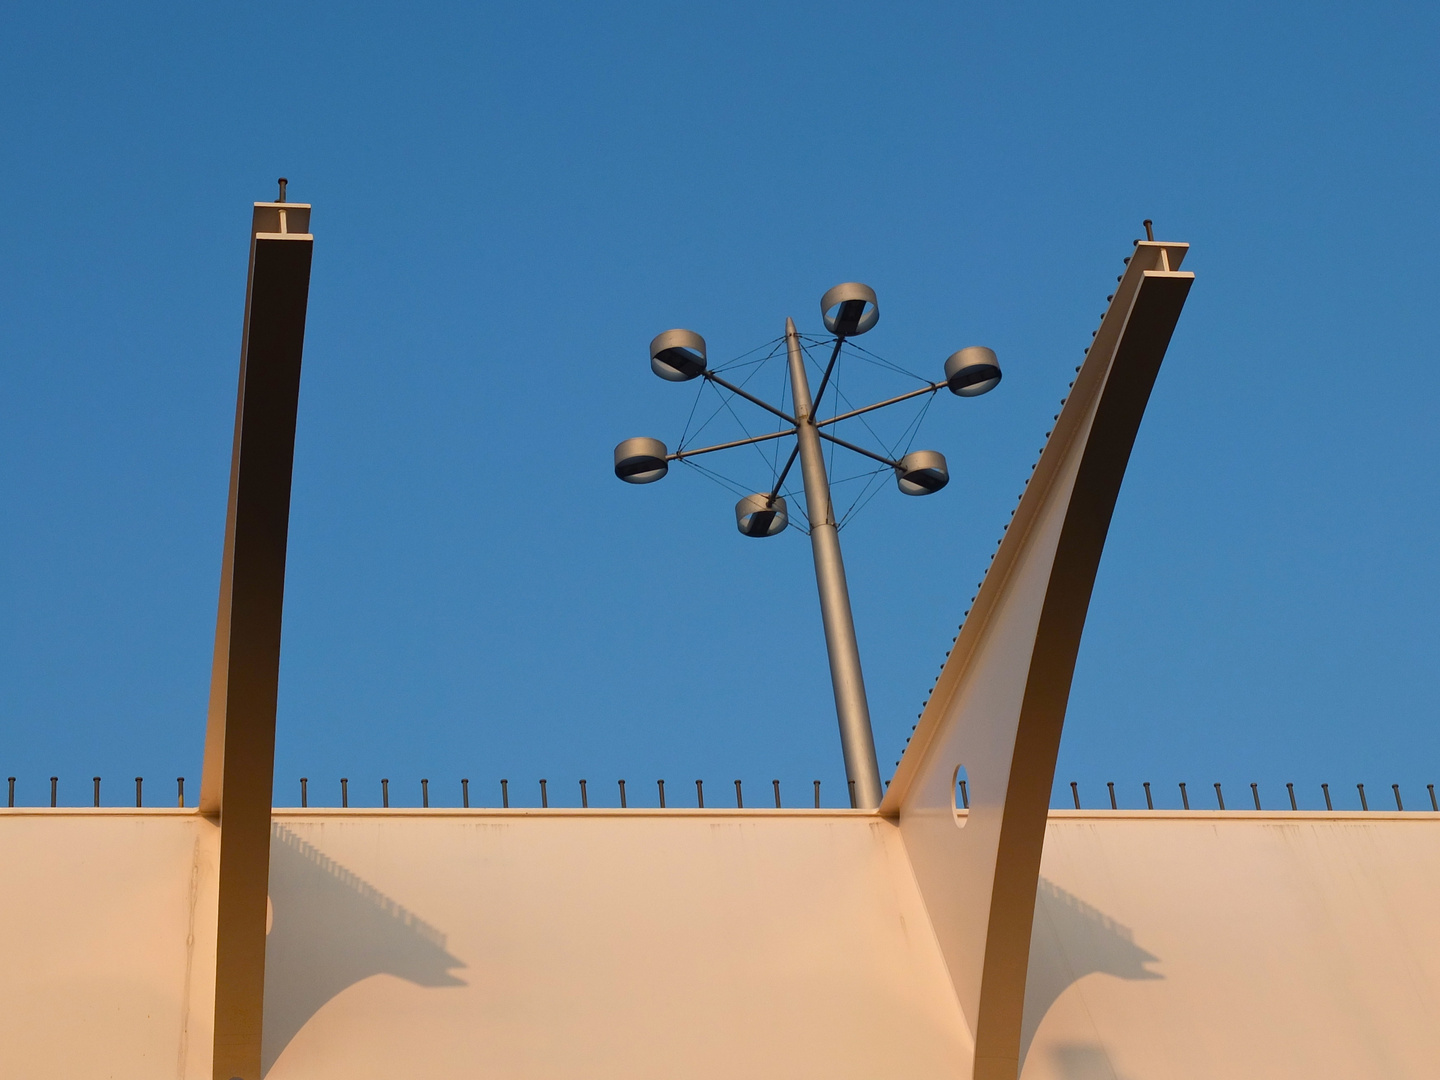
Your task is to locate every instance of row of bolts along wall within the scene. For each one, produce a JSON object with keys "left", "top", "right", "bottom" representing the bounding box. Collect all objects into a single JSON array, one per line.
[
  {"left": 3, "top": 777, "right": 851, "bottom": 810},
  {"left": 1059, "top": 780, "right": 1439, "bottom": 813},
  {"left": 6, "top": 776, "right": 1440, "bottom": 812}
]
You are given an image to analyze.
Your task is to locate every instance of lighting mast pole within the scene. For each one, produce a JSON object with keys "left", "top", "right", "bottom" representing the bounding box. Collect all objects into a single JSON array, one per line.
[
  {"left": 783, "top": 317, "right": 882, "bottom": 808},
  {"left": 615, "top": 280, "right": 1002, "bottom": 812}
]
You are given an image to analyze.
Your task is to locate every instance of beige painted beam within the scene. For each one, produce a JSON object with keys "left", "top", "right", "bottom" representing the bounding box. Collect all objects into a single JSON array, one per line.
[
  {"left": 883, "top": 240, "right": 1193, "bottom": 1080},
  {"left": 200, "top": 201, "right": 313, "bottom": 1080}
]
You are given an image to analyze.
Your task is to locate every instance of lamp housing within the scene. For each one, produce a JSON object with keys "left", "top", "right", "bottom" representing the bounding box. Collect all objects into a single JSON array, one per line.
[
  {"left": 650, "top": 330, "right": 708, "bottom": 382},
  {"left": 614, "top": 437, "right": 669, "bottom": 484},
  {"left": 944, "top": 346, "right": 1001, "bottom": 397},
  {"left": 735, "top": 493, "right": 789, "bottom": 537},
  {"left": 820, "top": 283, "right": 879, "bottom": 337}
]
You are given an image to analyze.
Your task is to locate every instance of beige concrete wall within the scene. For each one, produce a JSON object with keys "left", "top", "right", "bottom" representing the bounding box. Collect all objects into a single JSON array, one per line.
[
  {"left": 258, "top": 810, "right": 969, "bottom": 1079},
  {"left": 1022, "top": 812, "right": 1440, "bottom": 1079},
  {"left": 0, "top": 809, "right": 219, "bottom": 1080},
  {"left": 1, "top": 808, "right": 1436, "bottom": 1078}
]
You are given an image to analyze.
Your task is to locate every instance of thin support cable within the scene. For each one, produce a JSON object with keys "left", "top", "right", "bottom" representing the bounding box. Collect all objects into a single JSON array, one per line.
[
  {"left": 837, "top": 396, "right": 934, "bottom": 529},
  {"left": 680, "top": 339, "right": 786, "bottom": 451},
  {"left": 797, "top": 333, "right": 925, "bottom": 382},
  {"left": 769, "top": 359, "right": 792, "bottom": 481},
  {"left": 676, "top": 380, "right": 707, "bottom": 449},
  {"left": 837, "top": 467, "right": 893, "bottom": 529},
  {"left": 831, "top": 337, "right": 931, "bottom": 383},
  {"left": 678, "top": 380, "right": 729, "bottom": 451},
  {"left": 827, "top": 380, "right": 904, "bottom": 461},
  {"left": 900, "top": 391, "right": 937, "bottom": 455},
  {"left": 679, "top": 457, "right": 753, "bottom": 500},
  {"left": 709, "top": 336, "right": 786, "bottom": 374},
  {"left": 681, "top": 350, "right": 784, "bottom": 450},
  {"left": 710, "top": 382, "right": 787, "bottom": 474},
  {"left": 829, "top": 465, "right": 892, "bottom": 488}
]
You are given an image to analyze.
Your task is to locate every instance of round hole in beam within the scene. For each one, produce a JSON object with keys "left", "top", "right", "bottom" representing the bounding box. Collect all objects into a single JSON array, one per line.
[{"left": 952, "top": 764, "right": 970, "bottom": 828}]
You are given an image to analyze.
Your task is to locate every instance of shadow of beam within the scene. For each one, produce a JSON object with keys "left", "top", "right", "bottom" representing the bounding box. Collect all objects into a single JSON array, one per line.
[
  {"left": 1051, "top": 1042, "right": 1129, "bottom": 1080},
  {"left": 1020, "top": 877, "right": 1160, "bottom": 1073},
  {"left": 262, "top": 824, "right": 466, "bottom": 1075}
]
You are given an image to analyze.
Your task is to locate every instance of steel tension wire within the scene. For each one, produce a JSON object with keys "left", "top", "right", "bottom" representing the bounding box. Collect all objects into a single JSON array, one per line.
[
  {"left": 707, "top": 335, "right": 787, "bottom": 375},
  {"left": 679, "top": 456, "right": 754, "bottom": 500},
  {"left": 709, "top": 379, "right": 791, "bottom": 473},
  {"left": 827, "top": 336, "right": 931, "bottom": 384},
  {"left": 682, "top": 344, "right": 786, "bottom": 451},
  {"left": 836, "top": 467, "right": 894, "bottom": 530},
  {"left": 769, "top": 355, "right": 793, "bottom": 480},
  {"left": 824, "top": 379, "right": 905, "bottom": 463}
]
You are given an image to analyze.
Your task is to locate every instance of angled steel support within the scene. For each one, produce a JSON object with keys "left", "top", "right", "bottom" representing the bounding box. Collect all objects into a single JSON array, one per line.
[
  {"left": 200, "top": 200, "right": 313, "bottom": 1080},
  {"left": 882, "top": 241, "right": 1193, "bottom": 1080}
]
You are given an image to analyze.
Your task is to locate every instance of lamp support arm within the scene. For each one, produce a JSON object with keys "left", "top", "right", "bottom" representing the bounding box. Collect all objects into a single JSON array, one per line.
[
  {"left": 702, "top": 371, "right": 799, "bottom": 426},
  {"left": 816, "top": 383, "right": 944, "bottom": 428},
  {"left": 813, "top": 429, "right": 901, "bottom": 468},
  {"left": 768, "top": 444, "right": 801, "bottom": 504},
  {"left": 668, "top": 428, "right": 796, "bottom": 461},
  {"left": 808, "top": 335, "right": 846, "bottom": 414}
]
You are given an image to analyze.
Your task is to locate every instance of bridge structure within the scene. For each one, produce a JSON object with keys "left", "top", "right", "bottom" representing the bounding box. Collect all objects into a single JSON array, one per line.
[{"left": 2, "top": 197, "right": 1437, "bottom": 1080}]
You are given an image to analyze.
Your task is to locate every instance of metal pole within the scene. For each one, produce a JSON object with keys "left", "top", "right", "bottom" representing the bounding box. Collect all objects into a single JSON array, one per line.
[{"left": 783, "top": 319, "right": 882, "bottom": 808}]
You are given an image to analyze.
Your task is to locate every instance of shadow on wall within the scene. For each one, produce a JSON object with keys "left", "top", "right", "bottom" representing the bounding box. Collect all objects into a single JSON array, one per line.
[
  {"left": 1049, "top": 1043, "right": 1136, "bottom": 1080},
  {"left": 262, "top": 824, "right": 466, "bottom": 1076},
  {"left": 1019, "top": 878, "right": 1160, "bottom": 1075}
]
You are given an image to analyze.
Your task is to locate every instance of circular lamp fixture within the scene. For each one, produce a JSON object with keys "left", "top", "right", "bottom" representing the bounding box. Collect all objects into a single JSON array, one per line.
[
  {"left": 649, "top": 329, "right": 708, "bottom": 381},
  {"left": 614, "top": 437, "right": 669, "bottom": 484},
  {"left": 735, "top": 493, "right": 789, "bottom": 537},
  {"left": 820, "top": 283, "right": 879, "bottom": 337},
  {"left": 944, "top": 346, "right": 1001, "bottom": 397},
  {"left": 895, "top": 450, "right": 949, "bottom": 495}
]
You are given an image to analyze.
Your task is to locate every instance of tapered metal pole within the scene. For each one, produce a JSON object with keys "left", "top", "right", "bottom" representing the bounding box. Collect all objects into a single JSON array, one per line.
[{"left": 784, "top": 318, "right": 882, "bottom": 807}]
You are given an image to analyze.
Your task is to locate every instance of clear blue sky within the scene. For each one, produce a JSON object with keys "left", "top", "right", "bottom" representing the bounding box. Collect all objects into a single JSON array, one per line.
[{"left": 1, "top": 2, "right": 1436, "bottom": 810}]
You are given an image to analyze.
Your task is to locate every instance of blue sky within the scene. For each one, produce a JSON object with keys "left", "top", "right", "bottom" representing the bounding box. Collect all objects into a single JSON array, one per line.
[{"left": 1, "top": 2, "right": 1436, "bottom": 810}]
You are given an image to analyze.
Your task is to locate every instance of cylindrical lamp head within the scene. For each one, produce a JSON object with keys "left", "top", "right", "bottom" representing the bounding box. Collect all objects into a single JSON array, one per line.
[
  {"left": 649, "top": 329, "right": 707, "bottom": 381},
  {"left": 895, "top": 450, "right": 949, "bottom": 496},
  {"left": 734, "top": 493, "right": 789, "bottom": 537},
  {"left": 944, "top": 346, "right": 1001, "bottom": 397},
  {"left": 820, "top": 282, "right": 879, "bottom": 337},
  {"left": 614, "top": 437, "right": 669, "bottom": 484}
]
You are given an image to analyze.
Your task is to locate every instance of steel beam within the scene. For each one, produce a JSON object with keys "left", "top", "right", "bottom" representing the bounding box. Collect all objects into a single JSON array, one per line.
[
  {"left": 200, "top": 200, "right": 313, "bottom": 1080},
  {"left": 883, "top": 241, "right": 1193, "bottom": 1079}
]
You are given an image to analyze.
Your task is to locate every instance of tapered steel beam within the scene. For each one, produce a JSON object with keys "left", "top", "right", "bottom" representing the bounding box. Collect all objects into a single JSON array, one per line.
[
  {"left": 200, "top": 199, "right": 313, "bottom": 1080},
  {"left": 883, "top": 240, "right": 1193, "bottom": 1080}
]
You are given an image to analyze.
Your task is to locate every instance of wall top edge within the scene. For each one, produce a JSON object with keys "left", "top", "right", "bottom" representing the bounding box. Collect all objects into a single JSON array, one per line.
[
  {"left": 0, "top": 807, "right": 201, "bottom": 817},
  {"left": 1044, "top": 809, "right": 1436, "bottom": 822},
  {"left": 0, "top": 806, "right": 1433, "bottom": 822}
]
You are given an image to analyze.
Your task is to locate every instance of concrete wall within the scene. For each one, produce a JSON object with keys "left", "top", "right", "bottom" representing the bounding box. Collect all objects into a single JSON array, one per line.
[
  {"left": 1, "top": 808, "right": 1436, "bottom": 1078},
  {"left": 1023, "top": 811, "right": 1440, "bottom": 1079},
  {"left": 0, "top": 810, "right": 219, "bottom": 1079}
]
